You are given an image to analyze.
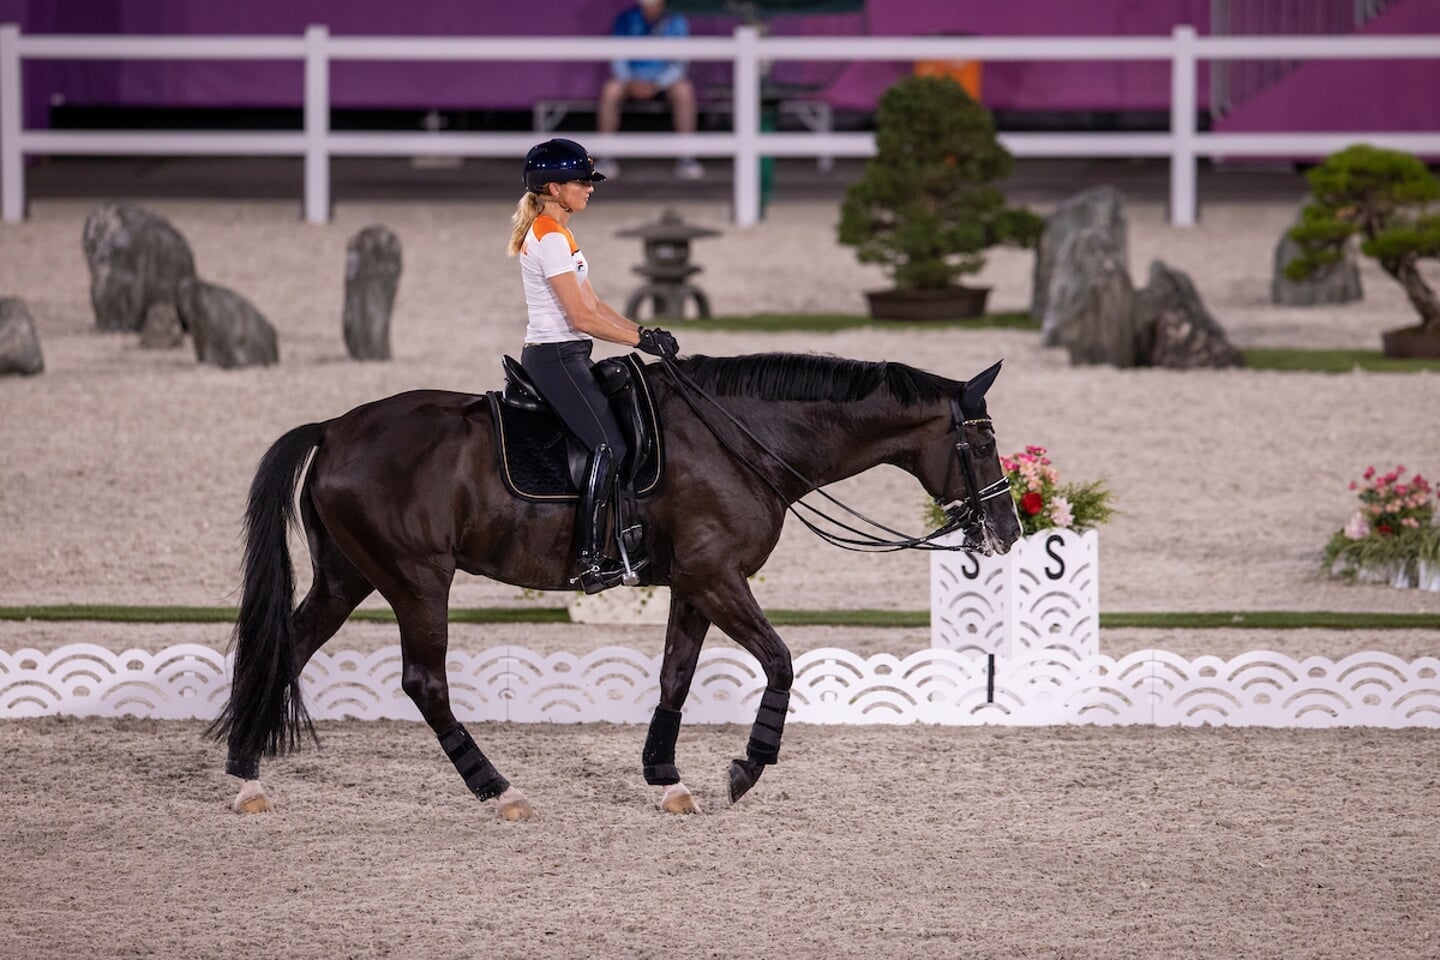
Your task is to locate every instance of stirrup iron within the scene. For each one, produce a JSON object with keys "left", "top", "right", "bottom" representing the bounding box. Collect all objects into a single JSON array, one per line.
[{"left": 616, "top": 518, "right": 644, "bottom": 586}]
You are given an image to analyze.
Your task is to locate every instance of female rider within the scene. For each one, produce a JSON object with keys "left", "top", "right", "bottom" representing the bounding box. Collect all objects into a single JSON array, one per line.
[{"left": 507, "top": 138, "right": 679, "bottom": 594}]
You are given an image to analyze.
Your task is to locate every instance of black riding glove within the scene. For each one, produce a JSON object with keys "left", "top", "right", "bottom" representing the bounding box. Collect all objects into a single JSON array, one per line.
[{"left": 636, "top": 326, "right": 680, "bottom": 358}]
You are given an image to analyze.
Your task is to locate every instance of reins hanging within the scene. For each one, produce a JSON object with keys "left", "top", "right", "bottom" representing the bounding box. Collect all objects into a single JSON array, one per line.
[{"left": 656, "top": 354, "right": 973, "bottom": 553}]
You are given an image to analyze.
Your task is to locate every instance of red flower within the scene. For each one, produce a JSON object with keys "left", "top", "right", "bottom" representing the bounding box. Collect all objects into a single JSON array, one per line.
[
  {"left": 1020, "top": 492, "right": 1044, "bottom": 516},
  {"left": 1376, "top": 523, "right": 1395, "bottom": 537}
]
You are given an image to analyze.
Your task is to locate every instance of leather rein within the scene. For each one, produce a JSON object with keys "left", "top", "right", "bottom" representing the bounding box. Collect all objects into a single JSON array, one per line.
[{"left": 657, "top": 355, "right": 1001, "bottom": 554}]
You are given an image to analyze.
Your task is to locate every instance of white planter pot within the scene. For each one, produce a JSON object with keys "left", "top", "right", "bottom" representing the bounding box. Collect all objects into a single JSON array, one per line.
[
  {"left": 1416, "top": 560, "right": 1440, "bottom": 593},
  {"left": 568, "top": 586, "right": 670, "bottom": 624},
  {"left": 1352, "top": 561, "right": 1415, "bottom": 589},
  {"left": 930, "top": 527, "right": 1099, "bottom": 661}
]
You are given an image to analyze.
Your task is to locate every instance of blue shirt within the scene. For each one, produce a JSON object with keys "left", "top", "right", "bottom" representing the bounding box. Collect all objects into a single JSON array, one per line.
[{"left": 611, "top": 5, "right": 689, "bottom": 88}]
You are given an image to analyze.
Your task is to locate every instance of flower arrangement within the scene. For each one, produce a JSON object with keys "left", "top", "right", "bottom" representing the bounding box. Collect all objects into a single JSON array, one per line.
[
  {"left": 928, "top": 444, "right": 1115, "bottom": 537},
  {"left": 1323, "top": 465, "right": 1440, "bottom": 589}
]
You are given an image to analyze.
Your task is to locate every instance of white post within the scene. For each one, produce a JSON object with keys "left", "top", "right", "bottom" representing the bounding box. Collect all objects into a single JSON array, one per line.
[
  {"left": 1, "top": 24, "right": 23, "bottom": 223},
  {"left": 1169, "top": 24, "right": 1198, "bottom": 227},
  {"left": 303, "top": 24, "right": 329, "bottom": 224},
  {"left": 732, "top": 25, "right": 761, "bottom": 228}
]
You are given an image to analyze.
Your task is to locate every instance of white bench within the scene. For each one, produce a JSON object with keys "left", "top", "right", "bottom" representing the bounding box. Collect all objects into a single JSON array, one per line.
[{"left": 532, "top": 97, "right": 834, "bottom": 173}]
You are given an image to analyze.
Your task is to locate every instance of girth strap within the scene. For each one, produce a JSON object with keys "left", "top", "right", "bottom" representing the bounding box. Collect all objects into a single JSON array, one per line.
[{"left": 746, "top": 686, "right": 790, "bottom": 765}]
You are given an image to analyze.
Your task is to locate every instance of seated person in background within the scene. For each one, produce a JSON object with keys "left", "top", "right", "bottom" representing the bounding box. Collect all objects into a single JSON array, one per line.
[{"left": 596, "top": 0, "right": 705, "bottom": 181}]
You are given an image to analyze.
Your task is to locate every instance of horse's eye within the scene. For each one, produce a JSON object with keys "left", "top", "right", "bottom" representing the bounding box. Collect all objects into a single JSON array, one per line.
[{"left": 977, "top": 441, "right": 996, "bottom": 457}]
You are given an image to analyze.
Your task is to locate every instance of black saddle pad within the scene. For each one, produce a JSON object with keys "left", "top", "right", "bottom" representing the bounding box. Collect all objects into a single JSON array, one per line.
[{"left": 488, "top": 354, "right": 664, "bottom": 502}]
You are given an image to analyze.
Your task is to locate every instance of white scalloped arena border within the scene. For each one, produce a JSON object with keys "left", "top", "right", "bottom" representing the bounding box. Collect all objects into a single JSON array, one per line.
[{"left": 2, "top": 643, "right": 1437, "bottom": 728}]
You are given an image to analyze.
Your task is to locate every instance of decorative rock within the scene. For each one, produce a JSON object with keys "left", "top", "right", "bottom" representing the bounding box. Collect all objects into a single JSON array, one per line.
[
  {"left": 81, "top": 203, "right": 197, "bottom": 332},
  {"left": 178, "top": 278, "right": 279, "bottom": 369},
  {"left": 1136, "top": 261, "right": 1244, "bottom": 369},
  {"left": 0, "top": 298, "right": 44, "bottom": 376},
  {"left": 343, "top": 225, "right": 402, "bottom": 361},
  {"left": 1271, "top": 204, "right": 1362, "bottom": 306},
  {"left": 138, "top": 302, "right": 185, "bottom": 350},
  {"left": 1043, "top": 228, "right": 1143, "bottom": 367},
  {"left": 1033, "top": 185, "right": 1129, "bottom": 335}
]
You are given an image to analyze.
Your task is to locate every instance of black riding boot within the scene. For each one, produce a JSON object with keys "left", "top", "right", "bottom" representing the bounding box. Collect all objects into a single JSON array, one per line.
[{"left": 573, "top": 444, "right": 627, "bottom": 595}]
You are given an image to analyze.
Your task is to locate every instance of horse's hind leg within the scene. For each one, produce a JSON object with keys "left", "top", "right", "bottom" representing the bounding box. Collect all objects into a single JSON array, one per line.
[
  {"left": 645, "top": 595, "right": 710, "bottom": 814},
  {"left": 231, "top": 492, "right": 375, "bottom": 813},
  {"left": 383, "top": 568, "right": 533, "bottom": 822}
]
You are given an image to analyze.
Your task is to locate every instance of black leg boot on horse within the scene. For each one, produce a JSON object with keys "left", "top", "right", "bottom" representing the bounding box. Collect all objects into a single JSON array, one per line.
[{"left": 572, "top": 443, "right": 629, "bottom": 594}]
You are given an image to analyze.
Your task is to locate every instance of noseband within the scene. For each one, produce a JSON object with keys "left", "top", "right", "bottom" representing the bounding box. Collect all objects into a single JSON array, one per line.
[{"left": 934, "top": 397, "right": 1010, "bottom": 548}]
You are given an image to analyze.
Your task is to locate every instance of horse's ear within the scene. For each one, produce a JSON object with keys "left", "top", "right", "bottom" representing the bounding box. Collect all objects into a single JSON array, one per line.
[{"left": 961, "top": 359, "right": 1003, "bottom": 408}]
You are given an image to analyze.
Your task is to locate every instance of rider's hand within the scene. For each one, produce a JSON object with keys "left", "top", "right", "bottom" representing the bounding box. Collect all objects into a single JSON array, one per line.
[{"left": 636, "top": 326, "right": 680, "bottom": 358}]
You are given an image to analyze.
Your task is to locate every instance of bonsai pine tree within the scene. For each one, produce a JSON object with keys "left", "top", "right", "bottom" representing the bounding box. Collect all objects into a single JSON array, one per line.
[
  {"left": 1287, "top": 144, "right": 1440, "bottom": 334},
  {"left": 839, "top": 74, "right": 1042, "bottom": 291}
]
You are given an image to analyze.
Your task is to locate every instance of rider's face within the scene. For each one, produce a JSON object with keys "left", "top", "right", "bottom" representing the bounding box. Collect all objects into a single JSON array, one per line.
[{"left": 553, "top": 180, "right": 594, "bottom": 210}]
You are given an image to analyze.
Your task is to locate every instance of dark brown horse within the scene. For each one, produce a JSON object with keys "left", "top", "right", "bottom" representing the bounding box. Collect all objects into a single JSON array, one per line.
[{"left": 209, "top": 352, "right": 1022, "bottom": 818}]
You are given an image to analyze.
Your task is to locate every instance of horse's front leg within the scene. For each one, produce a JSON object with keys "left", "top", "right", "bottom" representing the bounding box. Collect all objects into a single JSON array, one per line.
[
  {"left": 688, "top": 577, "right": 793, "bottom": 805},
  {"left": 645, "top": 593, "right": 711, "bottom": 814}
]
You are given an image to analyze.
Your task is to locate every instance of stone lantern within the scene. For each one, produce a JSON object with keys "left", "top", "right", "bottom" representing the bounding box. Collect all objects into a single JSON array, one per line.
[{"left": 616, "top": 209, "right": 721, "bottom": 321}]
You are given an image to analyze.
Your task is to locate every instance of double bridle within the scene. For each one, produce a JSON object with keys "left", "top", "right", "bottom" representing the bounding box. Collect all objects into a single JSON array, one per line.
[
  {"left": 658, "top": 355, "right": 1003, "bottom": 554},
  {"left": 933, "top": 397, "right": 1013, "bottom": 552}
]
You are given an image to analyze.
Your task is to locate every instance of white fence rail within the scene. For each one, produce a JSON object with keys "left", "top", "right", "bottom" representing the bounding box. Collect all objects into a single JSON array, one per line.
[
  {"left": 2, "top": 24, "right": 1439, "bottom": 227},
  {"left": 5, "top": 643, "right": 1439, "bottom": 728}
]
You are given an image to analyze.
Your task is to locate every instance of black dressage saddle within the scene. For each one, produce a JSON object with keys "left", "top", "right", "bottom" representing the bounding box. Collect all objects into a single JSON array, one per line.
[{"left": 485, "top": 352, "right": 665, "bottom": 502}]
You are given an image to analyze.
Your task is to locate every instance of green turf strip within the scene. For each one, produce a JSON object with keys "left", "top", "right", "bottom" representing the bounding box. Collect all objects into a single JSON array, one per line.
[
  {"left": 0, "top": 605, "right": 567, "bottom": 625},
  {"left": 683, "top": 314, "right": 1440, "bottom": 373},
  {"left": 1242, "top": 348, "right": 1440, "bottom": 373},
  {"left": 687, "top": 311, "right": 1038, "bottom": 333},
  {"left": 2, "top": 605, "right": 1436, "bottom": 631}
]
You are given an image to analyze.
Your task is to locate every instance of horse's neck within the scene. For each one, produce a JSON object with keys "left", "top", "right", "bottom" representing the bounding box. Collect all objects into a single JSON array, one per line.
[{"left": 730, "top": 396, "right": 922, "bottom": 498}]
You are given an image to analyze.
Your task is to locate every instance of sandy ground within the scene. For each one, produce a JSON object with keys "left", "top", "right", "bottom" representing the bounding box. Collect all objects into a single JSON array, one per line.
[
  {"left": 2, "top": 717, "right": 1437, "bottom": 959},
  {"left": 2, "top": 192, "right": 1439, "bottom": 959},
  {"left": 0, "top": 197, "right": 1438, "bottom": 618}
]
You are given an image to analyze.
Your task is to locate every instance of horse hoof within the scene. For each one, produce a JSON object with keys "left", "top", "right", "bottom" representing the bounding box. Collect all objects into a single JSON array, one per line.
[
  {"left": 727, "top": 758, "right": 763, "bottom": 804},
  {"left": 660, "top": 783, "right": 700, "bottom": 815},
  {"left": 232, "top": 780, "right": 273, "bottom": 814},
  {"left": 496, "top": 788, "right": 534, "bottom": 822}
]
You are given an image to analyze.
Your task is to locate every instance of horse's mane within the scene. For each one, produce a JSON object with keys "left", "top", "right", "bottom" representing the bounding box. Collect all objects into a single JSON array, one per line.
[{"left": 675, "top": 353, "right": 953, "bottom": 407}]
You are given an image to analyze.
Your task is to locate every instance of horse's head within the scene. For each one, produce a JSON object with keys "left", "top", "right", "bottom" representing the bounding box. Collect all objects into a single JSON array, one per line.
[{"left": 917, "top": 360, "right": 1023, "bottom": 556}]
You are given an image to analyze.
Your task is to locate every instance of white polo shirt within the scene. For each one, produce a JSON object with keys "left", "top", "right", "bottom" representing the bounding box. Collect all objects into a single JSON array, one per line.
[{"left": 520, "top": 214, "right": 591, "bottom": 344}]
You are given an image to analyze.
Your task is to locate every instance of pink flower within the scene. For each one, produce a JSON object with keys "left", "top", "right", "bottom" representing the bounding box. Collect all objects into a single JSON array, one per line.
[
  {"left": 1364, "top": 466, "right": 1376, "bottom": 480},
  {"left": 1343, "top": 512, "right": 1371, "bottom": 541},
  {"left": 1048, "top": 496, "right": 1074, "bottom": 528}
]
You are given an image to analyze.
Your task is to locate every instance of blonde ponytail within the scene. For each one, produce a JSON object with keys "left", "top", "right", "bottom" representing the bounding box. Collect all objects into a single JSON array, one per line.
[{"left": 506, "top": 192, "right": 545, "bottom": 257}]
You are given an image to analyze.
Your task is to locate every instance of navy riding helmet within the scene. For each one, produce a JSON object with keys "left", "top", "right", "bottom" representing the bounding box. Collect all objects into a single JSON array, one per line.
[{"left": 523, "top": 138, "right": 607, "bottom": 193}]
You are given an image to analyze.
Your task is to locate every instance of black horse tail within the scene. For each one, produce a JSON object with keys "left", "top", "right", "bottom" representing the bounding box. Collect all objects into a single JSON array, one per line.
[{"left": 207, "top": 421, "right": 326, "bottom": 760}]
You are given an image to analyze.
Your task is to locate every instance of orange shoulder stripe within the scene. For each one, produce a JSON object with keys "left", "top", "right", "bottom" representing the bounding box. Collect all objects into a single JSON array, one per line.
[{"left": 533, "top": 215, "right": 578, "bottom": 254}]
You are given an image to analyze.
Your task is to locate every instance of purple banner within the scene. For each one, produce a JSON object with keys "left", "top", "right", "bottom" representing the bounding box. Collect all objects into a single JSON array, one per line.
[
  {"left": 4, "top": 0, "right": 1434, "bottom": 135},
  {"left": 1212, "top": 0, "right": 1440, "bottom": 137}
]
